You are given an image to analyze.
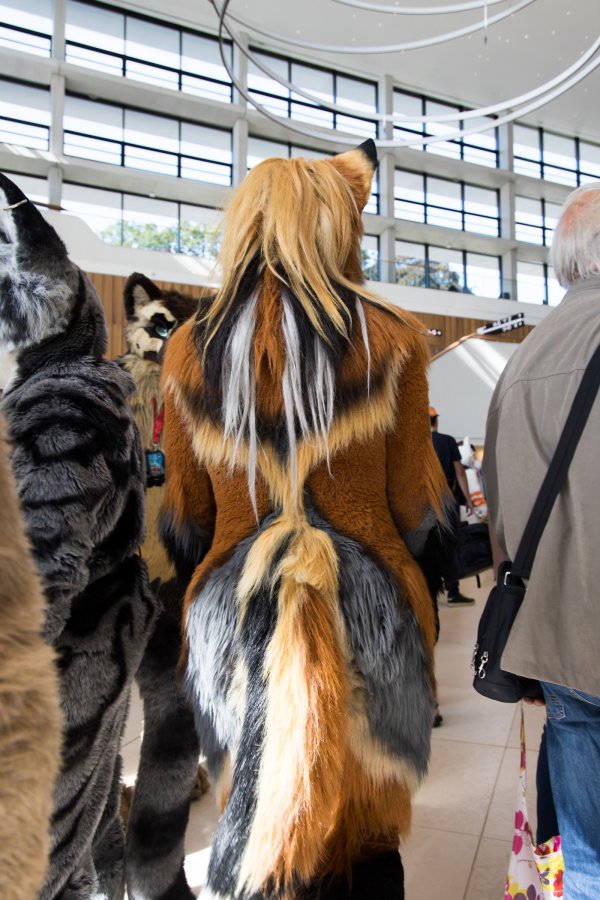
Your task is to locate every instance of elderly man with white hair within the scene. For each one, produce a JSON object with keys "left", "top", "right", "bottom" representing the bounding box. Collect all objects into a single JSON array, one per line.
[{"left": 483, "top": 182, "right": 600, "bottom": 898}]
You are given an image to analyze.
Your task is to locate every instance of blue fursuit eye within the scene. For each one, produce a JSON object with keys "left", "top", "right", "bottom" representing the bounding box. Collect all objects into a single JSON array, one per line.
[{"left": 155, "top": 324, "right": 171, "bottom": 339}]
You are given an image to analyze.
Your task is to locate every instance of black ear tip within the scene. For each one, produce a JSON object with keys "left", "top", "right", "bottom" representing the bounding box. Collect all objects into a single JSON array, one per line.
[
  {"left": 358, "top": 139, "right": 378, "bottom": 168},
  {"left": 0, "top": 172, "right": 27, "bottom": 206}
]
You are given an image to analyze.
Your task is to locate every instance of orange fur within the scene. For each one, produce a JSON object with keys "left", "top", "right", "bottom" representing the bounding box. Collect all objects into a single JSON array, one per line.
[
  {"left": 0, "top": 417, "right": 61, "bottom": 900},
  {"left": 321, "top": 752, "right": 412, "bottom": 879}
]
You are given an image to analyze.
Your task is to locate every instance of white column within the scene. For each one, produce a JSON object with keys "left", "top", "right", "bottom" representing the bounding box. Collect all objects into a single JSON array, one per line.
[
  {"left": 232, "top": 119, "right": 249, "bottom": 187},
  {"left": 50, "top": 72, "right": 65, "bottom": 159},
  {"left": 377, "top": 74, "right": 396, "bottom": 284},
  {"left": 498, "top": 121, "right": 514, "bottom": 173},
  {"left": 231, "top": 30, "right": 249, "bottom": 186},
  {"left": 52, "top": 0, "right": 66, "bottom": 61},
  {"left": 232, "top": 30, "right": 249, "bottom": 107},
  {"left": 501, "top": 122, "right": 519, "bottom": 299},
  {"left": 47, "top": 165, "right": 63, "bottom": 208}
]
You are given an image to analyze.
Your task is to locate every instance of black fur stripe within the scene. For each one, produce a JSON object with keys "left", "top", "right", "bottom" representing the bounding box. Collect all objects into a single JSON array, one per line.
[{"left": 205, "top": 581, "right": 278, "bottom": 897}]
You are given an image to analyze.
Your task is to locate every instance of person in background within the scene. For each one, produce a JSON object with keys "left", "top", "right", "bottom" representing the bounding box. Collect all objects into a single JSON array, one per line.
[
  {"left": 484, "top": 182, "right": 600, "bottom": 900},
  {"left": 430, "top": 406, "right": 475, "bottom": 604}
]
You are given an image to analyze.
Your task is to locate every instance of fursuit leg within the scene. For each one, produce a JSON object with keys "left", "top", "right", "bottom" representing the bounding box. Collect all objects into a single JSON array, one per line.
[
  {"left": 125, "top": 608, "right": 202, "bottom": 900},
  {"left": 93, "top": 763, "right": 126, "bottom": 900}
]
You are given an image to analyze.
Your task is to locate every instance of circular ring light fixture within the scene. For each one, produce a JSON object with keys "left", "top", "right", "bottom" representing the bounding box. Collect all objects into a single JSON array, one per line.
[
  {"left": 231, "top": 22, "right": 600, "bottom": 128},
  {"left": 224, "top": 0, "right": 535, "bottom": 54},
  {"left": 212, "top": 0, "right": 600, "bottom": 152},
  {"left": 332, "top": 0, "right": 508, "bottom": 14}
]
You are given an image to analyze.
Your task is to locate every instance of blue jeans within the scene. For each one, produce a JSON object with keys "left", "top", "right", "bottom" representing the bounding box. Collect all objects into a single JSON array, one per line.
[{"left": 541, "top": 681, "right": 600, "bottom": 899}]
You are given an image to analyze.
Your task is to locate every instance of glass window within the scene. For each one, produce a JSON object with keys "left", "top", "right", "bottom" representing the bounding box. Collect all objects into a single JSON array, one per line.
[
  {"left": 124, "top": 109, "right": 178, "bottom": 176},
  {"left": 463, "top": 184, "right": 499, "bottom": 236},
  {"left": 515, "top": 196, "right": 544, "bottom": 244},
  {"left": 248, "top": 49, "right": 375, "bottom": 136},
  {"left": 247, "top": 138, "right": 332, "bottom": 171},
  {"left": 121, "top": 194, "right": 179, "bottom": 252},
  {"left": 544, "top": 201, "right": 563, "bottom": 246},
  {"left": 543, "top": 165, "right": 578, "bottom": 187},
  {"left": 181, "top": 32, "right": 232, "bottom": 102},
  {"left": 463, "top": 115, "right": 498, "bottom": 167},
  {"left": 542, "top": 132, "right": 577, "bottom": 185},
  {"left": 179, "top": 203, "right": 222, "bottom": 258},
  {"left": 181, "top": 122, "right": 231, "bottom": 164},
  {"left": 361, "top": 234, "right": 379, "bottom": 281},
  {"left": 125, "top": 109, "right": 178, "bottom": 153},
  {"left": 337, "top": 76, "right": 376, "bottom": 117},
  {"left": 64, "top": 96, "right": 231, "bottom": 185},
  {"left": 580, "top": 141, "right": 600, "bottom": 179},
  {"left": 465, "top": 252, "right": 501, "bottom": 298},
  {"left": 428, "top": 246, "right": 464, "bottom": 291},
  {"left": 124, "top": 18, "right": 179, "bottom": 90},
  {"left": 426, "top": 177, "right": 462, "bottom": 230},
  {"left": 0, "top": 80, "right": 50, "bottom": 150},
  {"left": 61, "top": 182, "right": 222, "bottom": 258},
  {"left": 4, "top": 171, "right": 47, "bottom": 203},
  {"left": 393, "top": 91, "right": 423, "bottom": 144},
  {"left": 62, "top": 182, "right": 123, "bottom": 239},
  {"left": 248, "top": 50, "right": 289, "bottom": 118},
  {"left": 0, "top": 0, "right": 52, "bottom": 56},
  {"left": 517, "top": 261, "right": 546, "bottom": 304},
  {"left": 394, "top": 169, "right": 425, "bottom": 223},
  {"left": 66, "top": 1, "right": 124, "bottom": 75},
  {"left": 291, "top": 62, "right": 334, "bottom": 129},
  {"left": 335, "top": 114, "right": 377, "bottom": 139},
  {"left": 66, "top": 2, "right": 232, "bottom": 102},
  {"left": 513, "top": 124, "right": 541, "bottom": 177},
  {"left": 248, "top": 51, "right": 288, "bottom": 98},
  {"left": 365, "top": 175, "right": 379, "bottom": 216},
  {"left": 425, "top": 100, "right": 461, "bottom": 161},
  {"left": 247, "top": 136, "right": 288, "bottom": 169},
  {"left": 289, "top": 145, "right": 331, "bottom": 160},
  {"left": 180, "top": 122, "right": 231, "bottom": 186},
  {"left": 395, "top": 240, "right": 426, "bottom": 287},
  {"left": 393, "top": 90, "right": 497, "bottom": 164},
  {"left": 64, "top": 95, "right": 122, "bottom": 140},
  {"left": 292, "top": 63, "right": 333, "bottom": 107}
]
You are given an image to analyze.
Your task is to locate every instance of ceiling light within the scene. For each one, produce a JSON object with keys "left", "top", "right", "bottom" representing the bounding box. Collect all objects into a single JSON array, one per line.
[
  {"left": 224, "top": 0, "right": 535, "bottom": 54},
  {"left": 224, "top": 14, "right": 600, "bottom": 128},
  {"left": 332, "top": 0, "right": 509, "bottom": 13},
  {"left": 211, "top": 0, "right": 600, "bottom": 151}
]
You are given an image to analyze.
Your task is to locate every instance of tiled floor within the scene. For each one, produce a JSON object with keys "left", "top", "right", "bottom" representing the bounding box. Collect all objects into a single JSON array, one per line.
[{"left": 121, "top": 567, "right": 547, "bottom": 899}]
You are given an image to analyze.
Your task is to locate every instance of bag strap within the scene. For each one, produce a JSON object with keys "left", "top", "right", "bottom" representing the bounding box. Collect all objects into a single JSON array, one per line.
[{"left": 512, "top": 343, "right": 600, "bottom": 579}]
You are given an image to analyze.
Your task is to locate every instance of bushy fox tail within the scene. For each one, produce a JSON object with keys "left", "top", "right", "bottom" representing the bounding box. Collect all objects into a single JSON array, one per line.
[{"left": 235, "top": 515, "right": 350, "bottom": 896}]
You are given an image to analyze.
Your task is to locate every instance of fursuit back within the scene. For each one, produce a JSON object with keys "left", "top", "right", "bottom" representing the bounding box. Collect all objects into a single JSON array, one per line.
[{"left": 159, "top": 142, "right": 450, "bottom": 900}]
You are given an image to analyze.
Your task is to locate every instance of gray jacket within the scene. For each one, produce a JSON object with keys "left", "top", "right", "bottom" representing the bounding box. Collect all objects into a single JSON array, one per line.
[{"left": 484, "top": 275, "right": 600, "bottom": 696}]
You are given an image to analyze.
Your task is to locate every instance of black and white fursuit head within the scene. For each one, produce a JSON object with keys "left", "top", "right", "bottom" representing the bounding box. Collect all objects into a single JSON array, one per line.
[{"left": 0, "top": 173, "right": 158, "bottom": 899}]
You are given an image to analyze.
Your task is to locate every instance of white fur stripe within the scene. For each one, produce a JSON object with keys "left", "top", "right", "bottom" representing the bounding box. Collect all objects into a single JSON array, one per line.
[
  {"left": 221, "top": 291, "right": 258, "bottom": 513},
  {"left": 355, "top": 297, "right": 371, "bottom": 396}
]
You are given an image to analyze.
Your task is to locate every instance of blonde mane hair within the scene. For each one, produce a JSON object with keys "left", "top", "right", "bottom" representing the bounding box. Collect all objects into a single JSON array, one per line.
[
  {"left": 198, "top": 145, "right": 425, "bottom": 513},
  {"left": 202, "top": 148, "right": 401, "bottom": 346}
]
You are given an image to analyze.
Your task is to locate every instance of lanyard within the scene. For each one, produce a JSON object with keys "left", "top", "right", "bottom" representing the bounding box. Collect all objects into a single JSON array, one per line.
[{"left": 151, "top": 397, "right": 165, "bottom": 449}]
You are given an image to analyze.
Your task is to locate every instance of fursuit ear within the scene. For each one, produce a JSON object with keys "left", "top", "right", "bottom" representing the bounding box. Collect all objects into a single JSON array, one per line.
[
  {"left": 123, "top": 272, "right": 163, "bottom": 321},
  {"left": 0, "top": 172, "right": 71, "bottom": 272},
  {"left": 328, "top": 139, "right": 378, "bottom": 211}
]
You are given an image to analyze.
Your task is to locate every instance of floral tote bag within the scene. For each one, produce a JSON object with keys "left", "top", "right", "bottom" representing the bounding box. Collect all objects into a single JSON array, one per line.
[{"left": 504, "top": 707, "right": 564, "bottom": 900}]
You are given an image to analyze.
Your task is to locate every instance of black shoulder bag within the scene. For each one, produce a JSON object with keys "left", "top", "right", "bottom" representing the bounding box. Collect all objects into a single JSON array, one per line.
[{"left": 472, "top": 344, "right": 600, "bottom": 702}]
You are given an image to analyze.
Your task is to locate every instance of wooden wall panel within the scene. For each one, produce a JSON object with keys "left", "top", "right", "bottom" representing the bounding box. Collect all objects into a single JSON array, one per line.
[{"left": 87, "top": 271, "right": 534, "bottom": 361}]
